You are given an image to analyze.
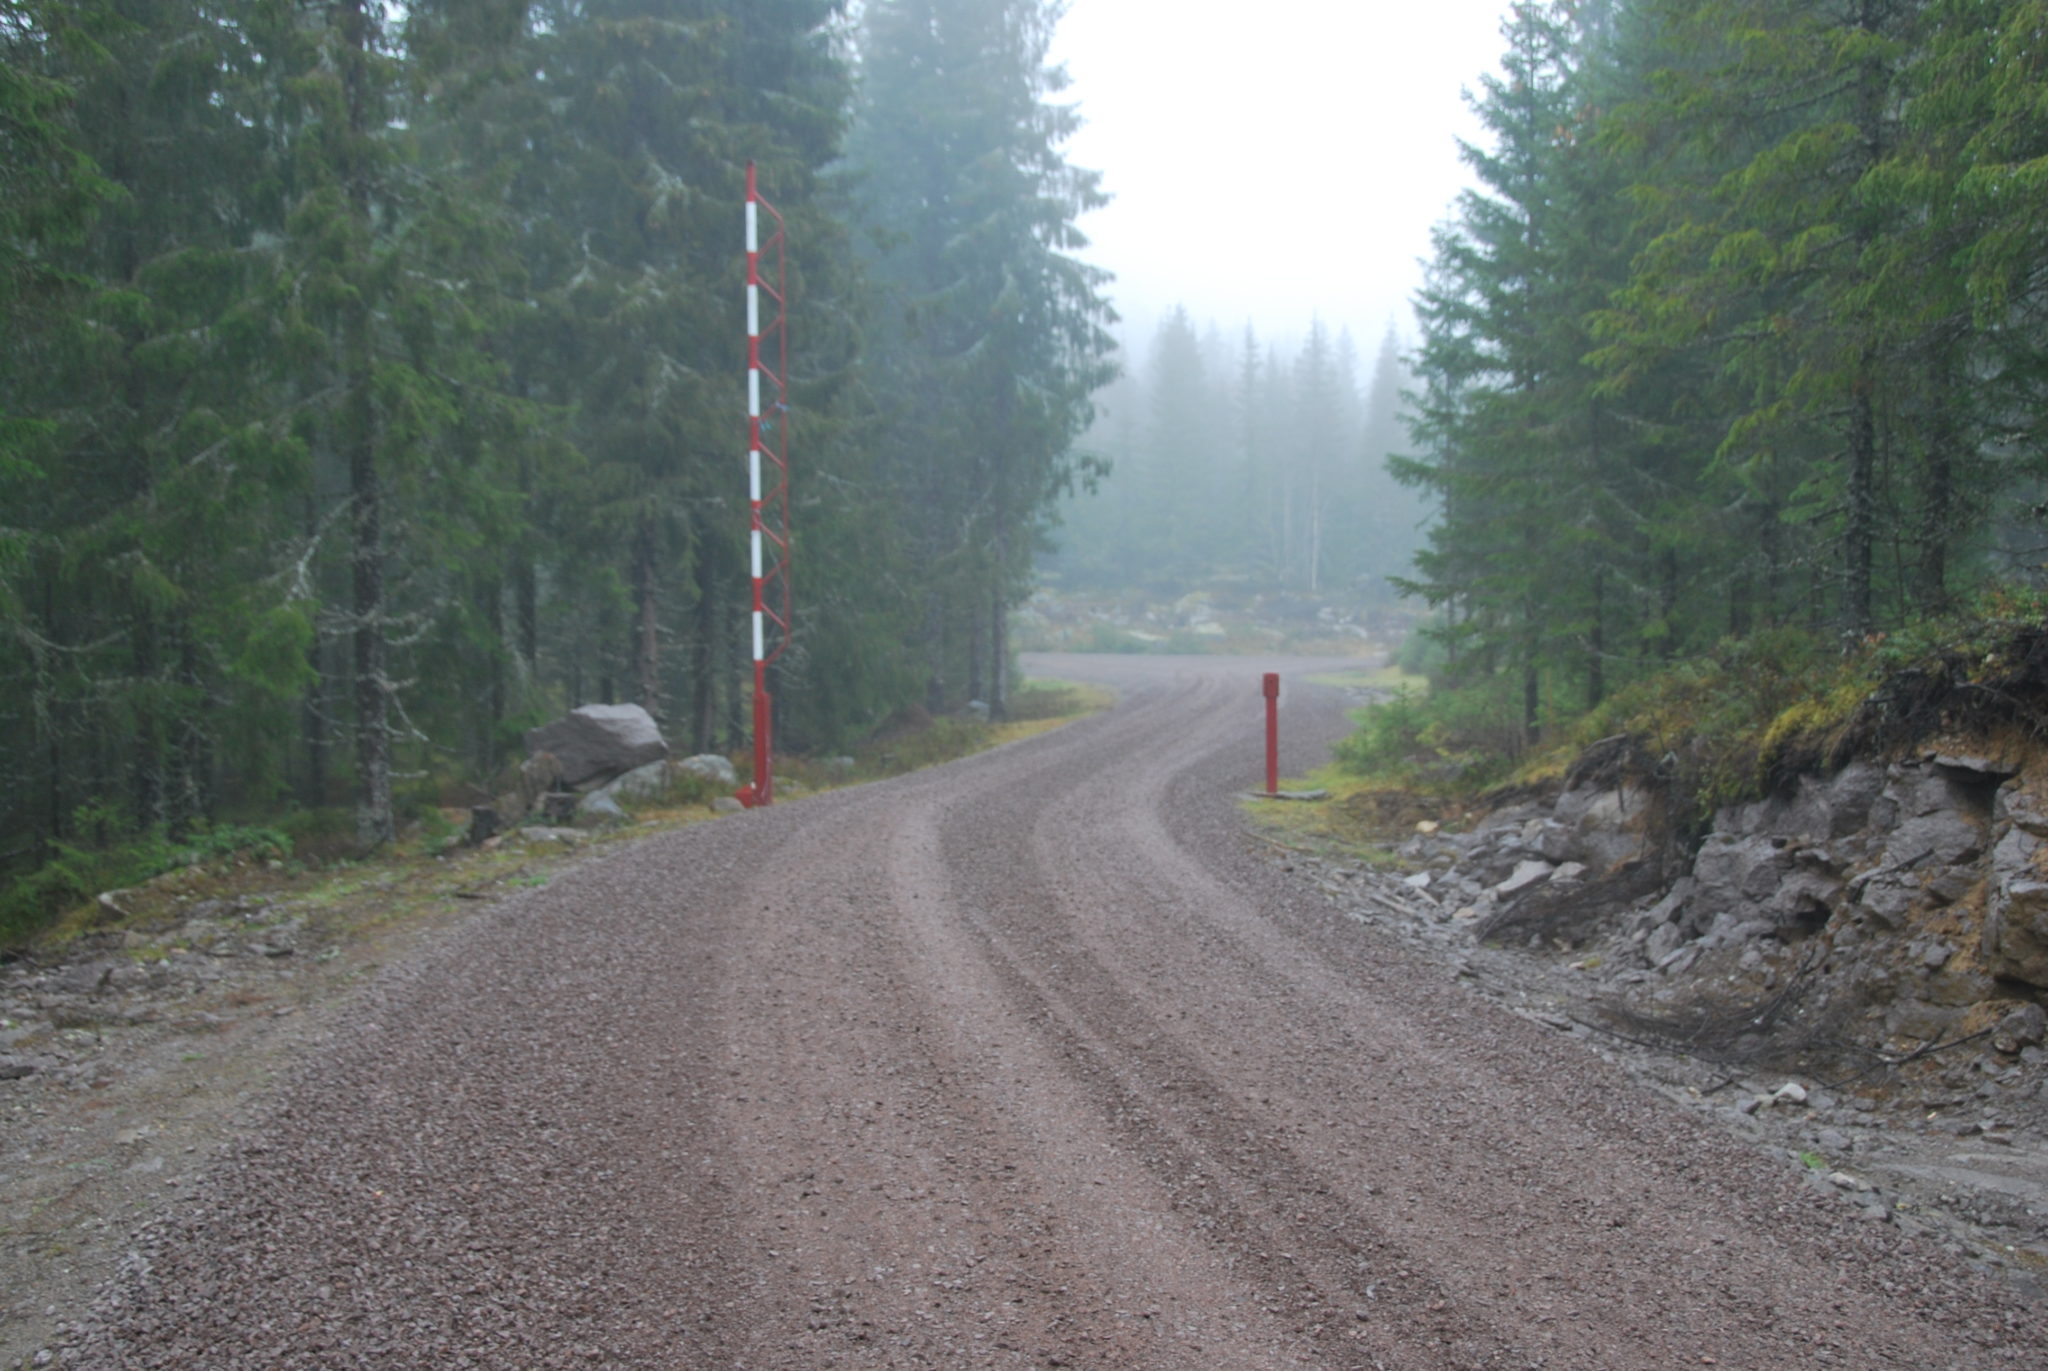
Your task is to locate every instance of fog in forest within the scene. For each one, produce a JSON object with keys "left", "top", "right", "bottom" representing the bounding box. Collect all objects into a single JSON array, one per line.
[{"left": 1030, "top": 1, "right": 1505, "bottom": 633}]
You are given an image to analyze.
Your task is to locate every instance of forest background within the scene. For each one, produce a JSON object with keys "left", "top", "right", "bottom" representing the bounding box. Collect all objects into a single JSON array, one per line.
[
  {"left": 13, "top": 0, "right": 2048, "bottom": 938},
  {"left": 1, "top": 0, "right": 1117, "bottom": 914}
]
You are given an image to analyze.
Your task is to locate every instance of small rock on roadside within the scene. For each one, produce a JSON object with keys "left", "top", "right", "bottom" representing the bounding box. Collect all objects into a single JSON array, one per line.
[{"left": 1993, "top": 1002, "right": 2046, "bottom": 1055}]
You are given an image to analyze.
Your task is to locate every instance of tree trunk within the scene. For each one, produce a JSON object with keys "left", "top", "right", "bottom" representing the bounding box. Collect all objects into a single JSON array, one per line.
[
  {"left": 303, "top": 644, "right": 329, "bottom": 809},
  {"left": 132, "top": 606, "right": 164, "bottom": 832},
  {"left": 514, "top": 553, "right": 538, "bottom": 679},
  {"left": 1659, "top": 546, "right": 1679, "bottom": 661},
  {"left": 725, "top": 600, "right": 747, "bottom": 746},
  {"left": 341, "top": 0, "right": 392, "bottom": 850},
  {"left": 691, "top": 558, "right": 717, "bottom": 753},
  {"left": 1586, "top": 568, "right": 1604, "bottom": 711},
  {"left": 1761, "top": 501, "right": 1782, "bottom": 628},
  {"left": 483, "top": 574, "right": 505, "bottom": 773},
  {"left": 40, "top": 557, "right": 63, "bottom": 848},
  {"left": 1306, "top": 469, "right": 1322, "bottom": 594},
  {"left": 1918, "top": 341, "right": 1957, "bottom": 615},
  {"left": 1845, "top": 360, "right": 1877, "bottom": 637},
  {"left": 923, "top": 592, "right": 946, "bottom": 715},
  {"left": 633, "top": 513, "right": 660, "bottom": 718},
  {"left": 966, "top": 599, "right": 985, "bottom": 706},
  {"left": 1521, "top": 646, "right": 1539, "bottom": 745},
  {"left": 171, "top": 628, "right": 207, "bottom": 834},
  {"left": 989, "top": 581, "right": 1008, "bottom": 723},
  {"left": 303, "top": 495, "right": 331, "bottom": 809}
]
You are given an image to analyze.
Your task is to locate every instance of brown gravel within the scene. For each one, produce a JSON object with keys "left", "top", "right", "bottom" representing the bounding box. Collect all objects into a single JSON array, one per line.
[{"left": 54, "top": 653, "right": 2048, "bottom": 1368}]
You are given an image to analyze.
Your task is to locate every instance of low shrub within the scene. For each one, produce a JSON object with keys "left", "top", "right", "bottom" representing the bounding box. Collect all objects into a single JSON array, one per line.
[{"left": 0, "top": 819, "right": 291, "bottom": 949}]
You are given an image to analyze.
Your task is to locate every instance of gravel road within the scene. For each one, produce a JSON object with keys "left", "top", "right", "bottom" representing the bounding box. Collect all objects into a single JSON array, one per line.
[{"left": 63, "top": 654, "right": 2048, "bottom": 1368}]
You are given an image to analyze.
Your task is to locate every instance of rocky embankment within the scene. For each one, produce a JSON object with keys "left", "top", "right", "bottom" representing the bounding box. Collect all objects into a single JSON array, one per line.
[{"left": 1283, "top": 740, "right": 2048, "bottom": 1288}]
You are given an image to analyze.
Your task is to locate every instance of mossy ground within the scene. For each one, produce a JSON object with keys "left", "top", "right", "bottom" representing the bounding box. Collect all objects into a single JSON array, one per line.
[{"left": 1335, "top": 593, "right": 2048, "bottom": 828}]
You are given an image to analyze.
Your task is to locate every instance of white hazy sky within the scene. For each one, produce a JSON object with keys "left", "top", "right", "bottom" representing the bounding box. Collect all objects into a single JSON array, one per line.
[{"left": 1049, "top": 0, "right": 1516, "bottom": 355}]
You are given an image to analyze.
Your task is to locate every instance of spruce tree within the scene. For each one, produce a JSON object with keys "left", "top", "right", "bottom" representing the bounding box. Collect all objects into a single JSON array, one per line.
[{"left": 848, "top": 0, "right": 1115, "bottom": 717}]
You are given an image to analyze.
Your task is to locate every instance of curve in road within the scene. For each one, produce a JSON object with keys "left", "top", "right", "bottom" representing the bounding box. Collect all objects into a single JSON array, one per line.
[{"left": 67, "top": 654, "right": 2045, "bottom": 1368}]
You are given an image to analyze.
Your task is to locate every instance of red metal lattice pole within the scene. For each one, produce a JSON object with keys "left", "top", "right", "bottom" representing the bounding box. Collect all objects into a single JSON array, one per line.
[{"left": 738, "top": 162, "right": 790, "bottom": 808}]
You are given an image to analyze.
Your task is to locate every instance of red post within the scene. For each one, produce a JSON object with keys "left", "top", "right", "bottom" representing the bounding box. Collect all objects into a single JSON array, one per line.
[
  {"left": 751, "top": 664, "right": 772, "bottom": 807},
  {"left": 737, "top": 161, "right": 789, "bottom": 809},
  {"left": 1262, "top": 672, "right": 1280, "bottom": 796}
]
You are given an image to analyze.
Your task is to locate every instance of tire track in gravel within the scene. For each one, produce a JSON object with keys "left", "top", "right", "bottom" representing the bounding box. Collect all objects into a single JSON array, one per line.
[{"left": 60, "top": 653, "right": 2048, "bottom": 1369}]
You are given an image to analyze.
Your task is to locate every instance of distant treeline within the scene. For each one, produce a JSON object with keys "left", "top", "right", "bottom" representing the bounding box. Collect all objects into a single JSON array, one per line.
[
  {"left": 1402, "top": 0, "right": 2048, "bottom": 734},
  {"left": 0, "top": 0, "right": 1112, "bottom": 853},
  {"left": 1049, "top": 311, "right": 1430, "bottom": 601}
]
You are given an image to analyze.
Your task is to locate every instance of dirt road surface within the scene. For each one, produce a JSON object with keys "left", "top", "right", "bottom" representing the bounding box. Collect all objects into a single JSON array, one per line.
[{"left": 61, "top": 655, "right": 2048, "bottom": 1368}]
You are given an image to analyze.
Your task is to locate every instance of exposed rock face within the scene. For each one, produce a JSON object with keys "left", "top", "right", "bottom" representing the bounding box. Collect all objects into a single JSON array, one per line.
[
  {"left": 524, "top": 704, "right": 668, "bottom": 789},
  {"left": 1411, "top": 745, "right": 2048, "bottom": 1048},
  {"left": 1988, "top": 824, "right": 2048, "bottom": 986},
  {"left": 1551, "top": 783, "right": 1652, "bottom": 873}
]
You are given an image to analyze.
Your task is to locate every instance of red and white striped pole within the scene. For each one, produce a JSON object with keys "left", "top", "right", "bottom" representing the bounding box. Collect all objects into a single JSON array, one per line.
[{"left": 738, "top": 162, "right": 790, "bottom": 808}]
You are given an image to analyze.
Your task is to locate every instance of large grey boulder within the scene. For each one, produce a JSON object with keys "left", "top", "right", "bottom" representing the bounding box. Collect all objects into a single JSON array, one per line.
[{"left": 525, "top": 704, "right": 668, "bottom": 789}]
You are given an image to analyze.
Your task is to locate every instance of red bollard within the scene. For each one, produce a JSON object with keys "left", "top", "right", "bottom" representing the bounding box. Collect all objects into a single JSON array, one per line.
[{"left": 1262, "top": 672, "right": 1281, "bottom": 796}]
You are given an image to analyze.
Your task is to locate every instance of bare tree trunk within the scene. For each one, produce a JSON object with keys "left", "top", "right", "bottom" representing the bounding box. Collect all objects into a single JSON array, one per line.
[
  {"left": 132, "top": 607, "right": 163, "bottom": 831},
  {"left": 923, "top": 592, "right": 946, "bottom": 715},
  {"left": 1918, "top": 341, "right": 1957, "bottom": 615},
  {"left": 966, "top": 598, "right": 985, "bottom": 706},
  {"left": 39, "top": 560, "right": 63, "bottom": 849},
  {"left": 302, "top": 494, "right": 330, "bottom": 809},
  {"left": 1659, "top": 547, "right": 1679, "bottom": 661},
  {"left": 725, "top": 599, "right": 747, "bottom": 746},
  {"left": 1521, "top": 587, "right": 1540, "bottom": 744},
  {"left": 514, "top": 555, "right": 538, "bottom": 679},
  {"left": 341, "top": 0, "right": 391, "bottom": 850},
  {"left": 1845, "top": 364, "right": 1876, "bottom": 637},
  {"left": 172, "top": 630, "right": 207, "bottom": 834},
  {"left": 303, "top": 645, "right": 329, "bottom": 809},
  {"left": 1586, "top": 568, "right": 1605, "bottom": 712},
  {"left": 978, "top": 541, "right": 1003, "bottom": 721},
  {"left": 691, "top": 557, "right": 717, "bottom": 753},
  {"left": 1307, "top": 469, "right": 1322, "bottom": 595},
  {"left": 483, "top": 575, "right": 505, "bottom": 772},
  {"left": 633, "top": 514, "right": 660, "bottom": 718}
]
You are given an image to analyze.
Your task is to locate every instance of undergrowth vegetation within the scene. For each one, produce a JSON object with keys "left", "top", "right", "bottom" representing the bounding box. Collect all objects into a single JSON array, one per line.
[
  {"left": 0, "top": 821, "right": 290, "bottom": 949},
  {"left": 1337, "top": 588, "right": 2048, "bottom": 827},
  {"left": 1, "top": 678, "right": 1112, "bottom": 953}
]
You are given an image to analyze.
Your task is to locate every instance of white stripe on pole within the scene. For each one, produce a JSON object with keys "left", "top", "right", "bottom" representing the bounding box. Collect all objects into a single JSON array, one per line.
[
  {"left": 748, "top": 285, "right": 759, "bottom": 338},
  {"left": 749, "top": 448, "right": 762, "bottom": 502},
  {"left": 746, "top": 201, "right": 757, "bottom": 254},
  {"left": 753, "top": 611, "right": 765, "bottom": 662},
  {"left": 748, "top": 370, "right": 760, "bottom": 418},
  {"left": 751, "top": 528, "right": 763, "bottom": 579}
]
